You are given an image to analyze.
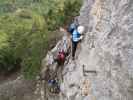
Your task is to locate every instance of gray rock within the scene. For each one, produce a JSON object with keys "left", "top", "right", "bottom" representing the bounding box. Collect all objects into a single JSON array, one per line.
[{"left": 59, "top": 0, "right": 133, "bottom": 100}]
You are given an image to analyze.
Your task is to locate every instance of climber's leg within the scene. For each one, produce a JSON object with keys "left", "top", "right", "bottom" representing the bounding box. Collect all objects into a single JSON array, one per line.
[{"left": 72, "top": 41, "right": 78, "bottom": 59}]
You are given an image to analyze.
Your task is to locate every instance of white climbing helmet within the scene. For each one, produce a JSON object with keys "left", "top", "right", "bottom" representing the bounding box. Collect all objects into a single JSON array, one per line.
[{"left": 77, "top": 25, "right": 85, "bottom": 34}]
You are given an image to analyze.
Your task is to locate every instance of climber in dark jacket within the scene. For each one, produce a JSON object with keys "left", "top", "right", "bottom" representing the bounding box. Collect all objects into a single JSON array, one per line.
[
  {"left": 48, "top": 79, "right": 60, "bottom": 94},
  {"left": 68, "top": 17, "right": 79, "bottom": 34},
  {"left": 71, "top": 26, "right": 85, "bottom": 60}
]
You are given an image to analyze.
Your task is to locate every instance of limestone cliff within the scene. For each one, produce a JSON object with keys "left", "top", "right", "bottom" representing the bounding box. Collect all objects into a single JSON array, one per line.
[
  {"left": 60, "top": 0, "right": 133, "bottom": 100},
  {"left": 1, "top": 0, "right": 133, "bottom": 100}
]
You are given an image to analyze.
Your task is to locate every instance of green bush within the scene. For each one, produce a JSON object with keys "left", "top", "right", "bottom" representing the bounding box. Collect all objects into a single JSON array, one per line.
[
  {"left": 0, "top": 0, "right": 82, "bottom": 79},
  {"left": 0, "top": 47, "right": 19, "bottom": 74}
]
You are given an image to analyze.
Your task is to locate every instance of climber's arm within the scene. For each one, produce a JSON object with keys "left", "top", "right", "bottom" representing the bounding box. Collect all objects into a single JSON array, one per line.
[{"left": 77, "top": 35, "right": 84, "bottom": 41}]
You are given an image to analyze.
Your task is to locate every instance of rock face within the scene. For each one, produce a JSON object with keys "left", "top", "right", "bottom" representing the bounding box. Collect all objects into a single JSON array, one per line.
[
  {"left": 59, "top": 0, "right": 133, "bottom": 100},
  {"left": 1, "top": 0, "right": 133, "bottom": 100}
]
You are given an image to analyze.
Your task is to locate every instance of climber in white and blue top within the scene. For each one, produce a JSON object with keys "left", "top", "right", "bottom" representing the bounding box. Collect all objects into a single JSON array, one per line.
[
  {"left": 69, "top": 25, "right": 85, "bottom": 60},
  {"left": 72, "top": 29, "right": 82, "bottom": 42}
]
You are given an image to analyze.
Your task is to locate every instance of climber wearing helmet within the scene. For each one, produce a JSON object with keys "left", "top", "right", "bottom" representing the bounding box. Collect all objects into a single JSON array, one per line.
[
  {"left": 48, "top": 79, "right": 60, "bottom": 94},
  {"left": 71, "top": 25, "right": 85, "bottom": 60},
  {"left": 56, "top": 49, "right": 66, "bottom": 65}
]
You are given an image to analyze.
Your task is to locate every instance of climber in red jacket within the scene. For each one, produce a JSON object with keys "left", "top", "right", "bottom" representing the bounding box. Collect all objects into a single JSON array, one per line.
[{"left": 56, "top": 50, "right": 66, "bottom": 65}]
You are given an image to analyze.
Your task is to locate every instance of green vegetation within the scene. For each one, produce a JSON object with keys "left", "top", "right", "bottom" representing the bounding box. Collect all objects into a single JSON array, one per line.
[{"left": 0, "top": 0, "right": 82, "bottom": 79}]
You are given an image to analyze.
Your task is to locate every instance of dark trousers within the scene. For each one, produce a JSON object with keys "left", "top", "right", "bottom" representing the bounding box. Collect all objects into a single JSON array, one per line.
[{"left": 72, "top": 41, "right": 78, "bottom": 58}]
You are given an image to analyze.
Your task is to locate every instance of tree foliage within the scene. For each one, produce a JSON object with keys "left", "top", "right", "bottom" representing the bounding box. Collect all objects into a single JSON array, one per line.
[{"left": 0, "top": 0, "right": 82, "bottom": 79}]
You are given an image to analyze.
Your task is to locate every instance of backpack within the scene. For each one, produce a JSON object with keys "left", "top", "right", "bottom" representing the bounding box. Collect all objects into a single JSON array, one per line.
[{"left": 57, "top": 50, "right": 65, "bottom": 64}]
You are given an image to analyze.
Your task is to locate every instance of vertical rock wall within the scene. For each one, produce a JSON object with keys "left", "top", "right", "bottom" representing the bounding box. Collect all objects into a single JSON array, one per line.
[{"left": 60, "top": 0, "right": 133, "bottom": 100}]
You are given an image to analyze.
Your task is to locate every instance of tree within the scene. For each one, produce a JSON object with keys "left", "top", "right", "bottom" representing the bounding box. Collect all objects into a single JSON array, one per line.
[{"left": 0, "top": 0, "right": 82, "bottom": 79}]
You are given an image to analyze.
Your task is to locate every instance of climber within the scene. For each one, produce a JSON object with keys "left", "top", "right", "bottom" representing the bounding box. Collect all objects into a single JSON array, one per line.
[
  {"left": 54, "top": 48, "right": 69, "bottom": 66},
  {"left": 54, "top": 31, "right": 71, "bottom": 66},
  {"left": 55, "top": 49, "right": 66, "bottom": 65},
  {"left": 48, "top": 79, "right": 60, "bottom": 94},
  {"left": 71, "top": 25, "right": 85, "bottom": 60},
  {"left": 67, "top": 17, "right": 79, "bottom": 34}
]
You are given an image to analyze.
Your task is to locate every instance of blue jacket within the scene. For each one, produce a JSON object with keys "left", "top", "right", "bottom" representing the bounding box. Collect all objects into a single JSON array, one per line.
[{"left": 72, "top": 29, "right": 81, "bottom": 42}]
